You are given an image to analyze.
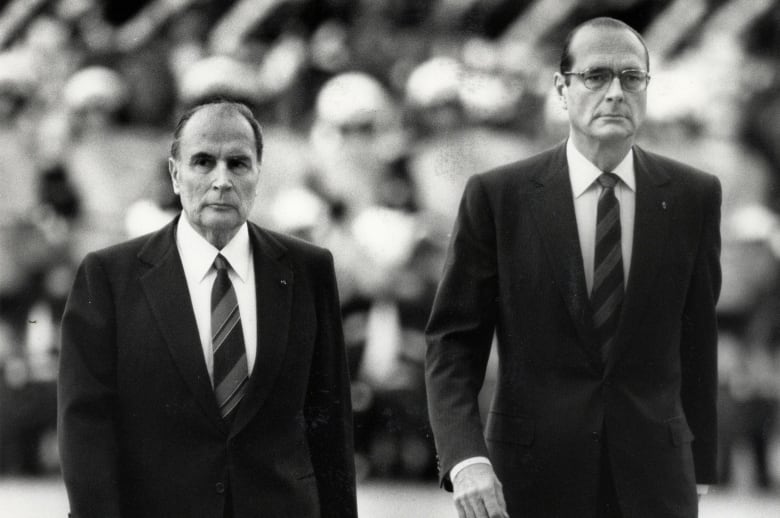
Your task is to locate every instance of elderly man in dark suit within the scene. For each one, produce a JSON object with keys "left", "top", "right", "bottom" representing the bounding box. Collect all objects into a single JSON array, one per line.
[
  {"left": 425, "top": 17, "right": 721, "bottom": 518},
  {"left": 58, "top": 100, "right": 357, "bottom": 518}
]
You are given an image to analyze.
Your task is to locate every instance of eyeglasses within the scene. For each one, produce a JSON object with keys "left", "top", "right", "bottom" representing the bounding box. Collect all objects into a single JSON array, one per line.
[{"left": 562, "top": 68, "right": 650, "bottom": 92}]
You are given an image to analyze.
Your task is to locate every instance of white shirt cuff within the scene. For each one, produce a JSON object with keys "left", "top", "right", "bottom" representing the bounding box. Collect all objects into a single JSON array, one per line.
[
  {"left": 449, "top": 456, "right": 492, "bottom": 481},
  {"left": 696, "top": 484, "right": 709, "bottom": 495}
]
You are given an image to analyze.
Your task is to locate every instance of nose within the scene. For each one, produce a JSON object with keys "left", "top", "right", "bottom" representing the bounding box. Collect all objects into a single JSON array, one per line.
[
  {"left": 604, "top": 74, "right": 624, "bottom": 101},
  {"left": 212, "top": 162, "right": 233, "bottom": 191}
]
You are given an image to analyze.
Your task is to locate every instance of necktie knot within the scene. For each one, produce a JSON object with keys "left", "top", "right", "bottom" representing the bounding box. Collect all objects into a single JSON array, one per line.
[
  {"left": 213, "top": 254, "right": 229, "bottom": 272},
  {"left": 597, "top": 173, "right": 619, "bottom": 190}
]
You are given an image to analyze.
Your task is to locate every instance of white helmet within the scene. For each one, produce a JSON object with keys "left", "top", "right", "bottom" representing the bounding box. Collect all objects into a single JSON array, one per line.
[
  {"left": 405, "top": 56, "right": 461, "bottom": 108},
  {"left": 178, "top": 55, "right": 259, "bottom": 107},
  {"left": 315, "top": 71, "right": 393, "bottom": 127},
  {"left": 63, "top": 66, "right": 127, "bottom": 112}
]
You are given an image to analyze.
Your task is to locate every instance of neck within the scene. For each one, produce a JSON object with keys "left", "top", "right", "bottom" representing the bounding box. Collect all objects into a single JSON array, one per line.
[
  {"left": 203, "top": 229, "right": 237, "bottom": 251},
  {"left": 570, "top": 134, "right": 633, "bottom": 172},
  {"left": 182, "top": 213, "right": 241, "bottom": 250}
]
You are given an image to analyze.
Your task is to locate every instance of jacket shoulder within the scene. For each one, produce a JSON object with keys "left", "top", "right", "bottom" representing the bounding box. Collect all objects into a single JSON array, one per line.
[
  {"left": 636, "top": 147, "right": 720, "bottom": 191},
  {"left": 81, "top": 231, "right": 163, "bottom": 273},
  {"left": 251, "top": 224, "right": 333, "bottom": 265},
  {"left": 474, "top": 144, "right": 565, "bottom": 191},
  {"left": 94, "top": 232, "right": 158, "bottom": 259}
]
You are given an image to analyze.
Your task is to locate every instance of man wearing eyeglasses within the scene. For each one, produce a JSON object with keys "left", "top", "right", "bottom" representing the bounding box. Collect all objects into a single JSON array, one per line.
[{"left": 425, "top": 17, "right": 720, "bottom": 518}]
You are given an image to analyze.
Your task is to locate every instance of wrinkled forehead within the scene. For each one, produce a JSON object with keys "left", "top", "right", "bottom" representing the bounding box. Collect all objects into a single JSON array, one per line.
[
  {"left": 180, "top": 106, "right": 258, "bottom": 158},
  {"left": 569, "top": 26, "right": 648, "bottom": 71}
]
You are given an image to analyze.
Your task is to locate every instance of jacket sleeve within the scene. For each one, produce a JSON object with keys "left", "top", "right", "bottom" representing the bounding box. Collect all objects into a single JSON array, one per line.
[
  {"left": 304, "top": 250, "right": 357, "bottom": 518},
  {"left": 680, "top": 174, "right": 722, "bottom": 484},
  {"left": 58, "top": 253, "right": 122, "bottom": 518},
  {"left": 424, "top": 174, "right": 498, "bottom": 489}
]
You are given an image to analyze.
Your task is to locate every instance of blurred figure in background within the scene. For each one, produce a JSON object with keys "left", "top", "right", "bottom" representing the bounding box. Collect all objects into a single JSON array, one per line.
[
  {"left": 404, "top": 53, "right": 542, "bottom": 234},
  {"left": 0, "top": 213, "right": 77, "bottom": 475},
  {"left": 717, "top": 205, "right": 780, "bottom": 491},
  {"left": 309, "top": 71, "right": 411, "bottom": 214},
  {"left": 58, "top": 65, "right": 169, "bottom": 256},
  {"left": 0, "top": 41, "right": 78, "bottom": 476},
  {"left": 0, "top": 50, "right": 40, "bottom": 222},
  {"left": 124, "top": 159, "right": 182, "bottom": 238},
  {"left": 305, "top": 71, "right": 441, "bottom": 480}
]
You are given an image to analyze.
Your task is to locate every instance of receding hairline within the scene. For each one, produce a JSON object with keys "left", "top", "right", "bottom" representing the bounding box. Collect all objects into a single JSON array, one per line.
[
  {"left": 560, "top": 17, "right": 650, "bottom": 73},
  {"left": 170, "top": 100, "right": 264, "bottom": 161},
  {"left": 183, "top": 104, "right": 254, "bottom": 139}
]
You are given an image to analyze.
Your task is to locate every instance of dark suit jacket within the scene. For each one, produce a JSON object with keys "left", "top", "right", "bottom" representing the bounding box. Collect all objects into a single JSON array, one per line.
[
  {"left": 425, "top": 143, "right": 721, "bottom": 518},
  {"left": 58, "top": 217, "right": 357, "bottom": 518}
]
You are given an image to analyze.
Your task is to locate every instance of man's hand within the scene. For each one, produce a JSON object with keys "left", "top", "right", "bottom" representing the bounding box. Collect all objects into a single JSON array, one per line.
[{"left": 452, "top": 463, "right": 509, "bottom": 518}]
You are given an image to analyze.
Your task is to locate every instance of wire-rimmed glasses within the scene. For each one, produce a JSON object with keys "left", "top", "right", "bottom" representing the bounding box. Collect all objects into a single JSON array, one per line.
[{"left": 562, "top": 68, "right": 650, "bottom": 92}]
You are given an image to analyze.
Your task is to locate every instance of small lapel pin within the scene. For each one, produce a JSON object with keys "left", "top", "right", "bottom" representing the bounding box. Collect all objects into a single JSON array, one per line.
[
  {"left": 280, "top": 279, "right": 287, "bottom": 286},
  {"left": 661, "top": 201, "right": 667, "bottom": 210}
]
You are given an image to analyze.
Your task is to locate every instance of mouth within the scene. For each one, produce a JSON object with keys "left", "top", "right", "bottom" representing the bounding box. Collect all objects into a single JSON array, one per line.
[{"left": 205, "top": 203, "right": 236, "bottom": 211}]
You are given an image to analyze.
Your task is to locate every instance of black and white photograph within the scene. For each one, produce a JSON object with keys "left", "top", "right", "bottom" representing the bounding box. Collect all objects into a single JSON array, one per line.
[{"left": 0, "top": 1, "right": 778, "bottom": 517}]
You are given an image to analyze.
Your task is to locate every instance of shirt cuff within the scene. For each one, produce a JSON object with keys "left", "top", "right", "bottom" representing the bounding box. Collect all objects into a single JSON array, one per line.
[
  {"left": 449, "top": 456, "right": 492, "bottom": 481},
  {"left": 696, "top": 484, "right": 709, "bottom": 495}
]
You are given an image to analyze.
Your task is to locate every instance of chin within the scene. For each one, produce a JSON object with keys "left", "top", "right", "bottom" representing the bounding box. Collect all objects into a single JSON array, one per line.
[
  {"left": 595, "top": 127, "right": 634, "bottom": 141},
  {"left": 202, "top": 215, "right": 242, "bottom": 232}
]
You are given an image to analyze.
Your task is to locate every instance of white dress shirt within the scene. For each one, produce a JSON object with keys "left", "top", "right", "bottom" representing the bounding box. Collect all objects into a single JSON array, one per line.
[
  {"left": 449, "top": 142, "right": 708, "bottom": 495},
  {"left": 567, "top": 138, "right": 635, "bottom": 294},
  {"left": 175, "top": 215, "right": 257, "bottom": 382}
]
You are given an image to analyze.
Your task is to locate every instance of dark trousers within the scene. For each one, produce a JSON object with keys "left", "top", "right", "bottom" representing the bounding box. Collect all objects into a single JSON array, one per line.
[
  {"left": 597, "top": 441, "right": 623, "bottom": 518},
  {"left": 224, "top": 490, "right": 233, "bottom": 518}
]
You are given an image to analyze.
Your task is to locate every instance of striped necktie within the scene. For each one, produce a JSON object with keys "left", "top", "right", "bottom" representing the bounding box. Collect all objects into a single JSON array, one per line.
[
  {"left": 211, "top": 254, "right": 249, "bottom": 420},
  {"left": 591, "top": 173, "right": 624, "bottom": 361}
]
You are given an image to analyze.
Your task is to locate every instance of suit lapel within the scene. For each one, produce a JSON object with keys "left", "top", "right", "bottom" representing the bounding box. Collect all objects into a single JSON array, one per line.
[
  {"left": 528, "top": 144, "right": 602, "bottom": 370},
  {"left": 231, "top": 224, "right": 293, "bottom": 434},
  {"left": 606, "top": 146, "right": 672, "bottom": 371},
  {"left": 138, "top": 219, "right": 227, "bottom": 434}
]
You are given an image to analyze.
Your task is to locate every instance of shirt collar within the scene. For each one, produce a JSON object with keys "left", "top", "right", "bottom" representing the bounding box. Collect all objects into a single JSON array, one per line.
[
  {"left": 176, "top": 214, "right": 252, "bottom": 283},
  {"left": 566, "top": 139, "right": 636, "bottom": 198}
]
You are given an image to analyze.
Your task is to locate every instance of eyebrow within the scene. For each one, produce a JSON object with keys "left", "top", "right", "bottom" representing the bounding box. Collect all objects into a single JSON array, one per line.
[
  {"left": 187, "top": 149, "right": 255, "bottom": 163},
  {"left": 226, "top": 152, "right": 254, "bottom": 163},
  {"left": 188, "top": 152, "right": 214, "bottom": 163}
]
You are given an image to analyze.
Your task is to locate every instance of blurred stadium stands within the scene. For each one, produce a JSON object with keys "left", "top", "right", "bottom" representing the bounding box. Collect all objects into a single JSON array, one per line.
[{"left": 0, "top": 0, "right": 778, "bottom": 509}]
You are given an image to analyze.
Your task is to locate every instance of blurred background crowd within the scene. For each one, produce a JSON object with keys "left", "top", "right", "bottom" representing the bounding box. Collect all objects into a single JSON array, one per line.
[{"left": 0, "top": 0, "right": 778, "bottom": 496}]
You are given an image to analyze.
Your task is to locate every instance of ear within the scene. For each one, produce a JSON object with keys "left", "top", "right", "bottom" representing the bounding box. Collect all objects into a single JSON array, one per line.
[
  {"left": 168, "top": 158, "right": 181, "bottom": 195},
  {"left": 553, "top": 73, "right": 567, "bottom": 109}
]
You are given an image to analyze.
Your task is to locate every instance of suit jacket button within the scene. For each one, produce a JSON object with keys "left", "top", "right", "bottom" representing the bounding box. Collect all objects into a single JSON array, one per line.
[
  {"left": 215, "top": 482, "right": 225, "bottom": 494},
  {"left": 592, "top": 431, "right": 600, "bottom": 442}
]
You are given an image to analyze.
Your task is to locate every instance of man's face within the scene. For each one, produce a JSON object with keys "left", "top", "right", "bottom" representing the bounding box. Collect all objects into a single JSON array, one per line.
[
  {"left": 169, "top": 105, "right": 260, "bottom": 244},
  {"left": 555, "top": 26, "right": 648, "bottom": 147}
]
